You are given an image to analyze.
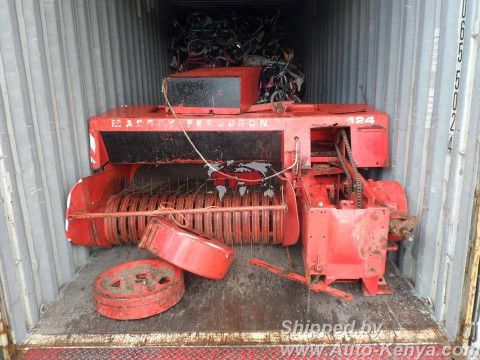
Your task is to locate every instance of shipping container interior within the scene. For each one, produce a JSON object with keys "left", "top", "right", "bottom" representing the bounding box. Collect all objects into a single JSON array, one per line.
[{"left": 1, "top": 0, "right": 479, "bottom": 352}]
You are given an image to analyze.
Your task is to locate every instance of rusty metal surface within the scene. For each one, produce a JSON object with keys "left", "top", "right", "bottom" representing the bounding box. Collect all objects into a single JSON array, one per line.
[
  {"left": 23, "top": 246, "right": 447, "bottom": 348},
  {"left": 250, "top": 258, "right": 353, "bottom": 301},
  {"left": 17, "top": 345, "right": 450, "bottom": 360},
  {"left": 102, "top": 190, "right": 285, "bottom": 246},
  {"left": 105, "top": 191, "right": 285, "bottom": 245},
  {"left": 67, "top": 171, "right": 288, "bottom": 247},
  {"left": 93, "top": 259, "right": 185, "bottom": 320}
]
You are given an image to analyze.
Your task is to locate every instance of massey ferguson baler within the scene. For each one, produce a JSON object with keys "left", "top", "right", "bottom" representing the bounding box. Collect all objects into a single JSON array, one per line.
[{"left": 66, "top": 67, "right": 417, "bottom": 304}]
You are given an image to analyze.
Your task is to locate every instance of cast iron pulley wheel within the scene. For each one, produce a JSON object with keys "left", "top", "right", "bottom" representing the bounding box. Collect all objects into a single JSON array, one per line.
[{"left": 93, "top": 259, "right": 185, "bottom": 320}]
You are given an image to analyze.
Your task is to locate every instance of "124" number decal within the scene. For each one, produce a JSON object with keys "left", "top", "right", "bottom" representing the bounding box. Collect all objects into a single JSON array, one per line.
[{"left": 348, "top": 116, "right": 375, "bottom": 124}]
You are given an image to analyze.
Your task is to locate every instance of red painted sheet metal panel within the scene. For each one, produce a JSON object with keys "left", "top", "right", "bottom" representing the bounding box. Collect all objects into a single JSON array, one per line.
[
  {"left": 167, "top": 67, "right": 261, "bottom": 114},
  {"left": 65, "top": 164, "right": 137, "bottom": 247},
  {"left": 88, "top": 103, "right": 389, "bottom": 170},
  {"left": 139, "top": 218, "right": 234, "bottom": 279}
]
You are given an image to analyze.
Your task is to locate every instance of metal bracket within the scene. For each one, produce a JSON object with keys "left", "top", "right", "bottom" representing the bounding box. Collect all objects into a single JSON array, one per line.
[{"left": 250, "top": 258, "right": 353, "bottom": 301}]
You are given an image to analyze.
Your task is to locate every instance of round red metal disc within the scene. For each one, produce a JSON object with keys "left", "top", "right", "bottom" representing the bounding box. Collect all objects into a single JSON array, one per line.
[
  {"left": 93, "top": 259, "right": 184, "bottom": 320},
  {"left": 139, "top": 218, "right": 234, "bottom": 280}
]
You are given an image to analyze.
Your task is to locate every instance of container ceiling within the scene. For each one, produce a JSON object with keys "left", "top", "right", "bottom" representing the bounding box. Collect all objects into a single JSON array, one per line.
[{"left": 166, "top": 0, "right": 299, "bottom": 11}]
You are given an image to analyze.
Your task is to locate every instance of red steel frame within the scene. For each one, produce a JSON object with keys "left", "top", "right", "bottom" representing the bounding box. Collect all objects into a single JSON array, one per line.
[
  {"left": 88, "top": 102, "right": 389, "bottom": 171},
  {"left": 68, "top": 100, "right": 414, "bottom": 298}
]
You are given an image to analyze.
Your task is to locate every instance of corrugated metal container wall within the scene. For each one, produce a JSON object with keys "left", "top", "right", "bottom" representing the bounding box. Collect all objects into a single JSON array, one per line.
[
  {"left": 0, "top": 0, "right": 170, "bottom": 343},
  {"left": 1, "top": 0, "right": 479, "bottom": 347},
  {"left": 300, "top": 0, "right": 480, "bottom": 338}
]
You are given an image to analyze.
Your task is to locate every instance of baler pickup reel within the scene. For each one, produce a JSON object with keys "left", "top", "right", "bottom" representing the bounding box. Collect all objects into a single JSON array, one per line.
[{"left": 67, "top": 174, "right": 290, "bottom": 247}]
